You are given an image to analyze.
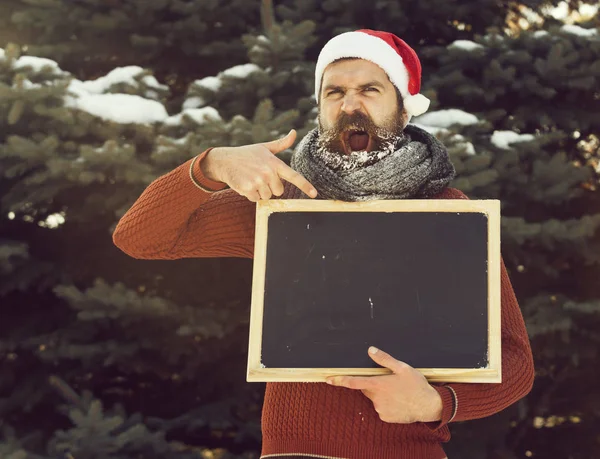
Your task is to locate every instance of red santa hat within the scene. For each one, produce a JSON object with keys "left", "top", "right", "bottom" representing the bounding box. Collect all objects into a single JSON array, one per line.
[{"left": 315, "top": 29, "right": 430, "bottom": 118}]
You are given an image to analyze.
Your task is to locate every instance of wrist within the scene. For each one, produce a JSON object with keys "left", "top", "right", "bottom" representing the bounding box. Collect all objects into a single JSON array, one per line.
[
  {"left": 423, "top": 385, "right": 443, "bottom": 422},
  {"left": 189, "top": 149, "right": 229, "bottom": 192},
  {"left": 201, "top": 147, "right": 226, "bottom": 182}
]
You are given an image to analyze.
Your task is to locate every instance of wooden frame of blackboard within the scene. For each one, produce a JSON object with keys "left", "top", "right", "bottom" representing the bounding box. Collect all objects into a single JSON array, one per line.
[{"left": 247, "top": 199, "right": 501, "bottom": 384}]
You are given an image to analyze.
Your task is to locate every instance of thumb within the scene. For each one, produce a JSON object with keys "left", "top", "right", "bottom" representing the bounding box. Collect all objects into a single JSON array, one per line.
[
  {"left": 368, "top": 346, "right": 408, "bottom": 373},
  {"left": 263, "top": 129, "right": 297, "bottom": 154}
]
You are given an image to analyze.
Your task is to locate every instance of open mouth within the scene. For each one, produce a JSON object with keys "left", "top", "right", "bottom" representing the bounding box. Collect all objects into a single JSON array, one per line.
[{"left": 342, "top": 130, "right": 372, "bottom": 155}]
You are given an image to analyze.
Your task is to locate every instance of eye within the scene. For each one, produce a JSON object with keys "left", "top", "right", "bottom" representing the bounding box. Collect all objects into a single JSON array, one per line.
[
  {"left": 326, "top": 89, "right": 342, "bottom": 97},
  {"left": 364, "top": 87, "right": 379, "bottom": 92}
]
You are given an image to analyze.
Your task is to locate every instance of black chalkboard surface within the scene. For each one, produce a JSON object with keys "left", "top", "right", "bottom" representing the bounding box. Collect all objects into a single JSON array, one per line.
[{"left": 247, "top": 199, "right": 501, "bottom": 383}]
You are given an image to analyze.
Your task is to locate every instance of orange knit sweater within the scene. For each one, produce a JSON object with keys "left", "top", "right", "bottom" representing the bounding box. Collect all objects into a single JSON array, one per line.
[{"left": 113, "top": 150, "right": 535, "bottom": 459}]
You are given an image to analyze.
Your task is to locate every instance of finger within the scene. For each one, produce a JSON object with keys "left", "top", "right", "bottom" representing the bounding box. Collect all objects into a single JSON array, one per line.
[
  {"left": 277, "top": 164, "right": 318, "bottom": 198},
  {"left": 262, "top": 129, "right": 297, "bottom": 155},
  {"left": 368, "top": 346, "right": 409, "bottom": 373},
  {"left": 326, "top": 376, "right": 375, "bottom": 390},
  {"left": 360, "top": 388, "right": 376, "bottom": 399},
  {"left": 268, "top": 175, "right": 285, "bottom": 197},
  {"left": 257, "top": 182, "right": 272, "bottom": 200},
  {"left": 239, "top": 189, "right": 261, "bottom": 202}
]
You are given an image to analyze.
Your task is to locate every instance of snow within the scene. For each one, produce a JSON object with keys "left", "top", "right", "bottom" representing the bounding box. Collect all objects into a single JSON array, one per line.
[
  {"left": 67, "top": 80, "right": 90, "bottom": 97},
  {"left": 184, "top": 64, "right": 261, "bottom": 109},
  {"left": 548, "top": 1, "right": 569, "bottom": 20},
  {"left": 183, "top": 96, "right": 205, "bottom": 110},
  {"left": 316, "top": 135, "right": 396, "bottom": 172},
  {"left": 195, "top": 76, "right": 222, "bottom": 92},
  {"left": 463, "top": 142, "right": 476, "bottom": 155},
  {"left": 13, "top": 56, "right": 64, "bottom": 75},
  {"left": 21, "top": 79, "right": 42, "bottom": 89},
  {"left": 411, "top": 123, "right": 448, "bottom": 136},
  {"left": 164, "top": 107, "right": 221, "bottom": 126},
  {"left": 7, "top": 53, "right": 170, "bottom": 124},
  {"left": 222, "top": 63, "right": 261, "bottom": 79},
  {"left": 183, "top": 75, "right": 223, "bottom": 109},
  {"left": 66, "top": 93, "right": 168, "bottom": 124},
  {"left": 68, "top": 66, "right": 161, "bottom": 95},
  {"left": 545, "top": 1, "right": 598, "bottom": 21},
  {"left": 413, "top": 109, "right": 479, "bottom": 128},
  {"left": 63, "top": 66, "right": 169, "bottom": 124},
  {"left": 491, "top": 130, "right": 535, "bottom": 149},
  {"left": 449, "top": 40, "right": 484, "bottom": 51},
  {"left": 561, "top": 24, "right": 598, "bottom": 38},
  {"left": 186, "top": 66, "right": 259, "bottom": 101},
  {"left": 519, "top": 6, "right": 543, "bottom": 25},
  {"left": 450, "top": 134, "right": 476, "bottom": 155},
  {"left": 579, "top": 4, "right": 599, "bottom": 18},
  {"left": 141, "top": 74, "right": 168, "bottom": 91}
]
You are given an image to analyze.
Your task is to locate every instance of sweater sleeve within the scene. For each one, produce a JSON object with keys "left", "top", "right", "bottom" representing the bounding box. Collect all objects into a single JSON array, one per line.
[
  {"left": 112, "top": 149, "right": 256, "bottom": 260},
  {"left": 426, "top": 187, "right": 535, "bottom": 430}
]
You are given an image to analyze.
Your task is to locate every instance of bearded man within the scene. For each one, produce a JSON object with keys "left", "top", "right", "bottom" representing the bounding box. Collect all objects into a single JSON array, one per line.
[{"left": 113, "top": 30, "right": 534, "bottom": 459}]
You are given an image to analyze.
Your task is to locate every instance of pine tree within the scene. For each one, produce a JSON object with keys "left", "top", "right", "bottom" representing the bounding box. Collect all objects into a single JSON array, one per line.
[
  {"left": 0, "top": 0, "right": 262, "bottom": 79},
  {"left": 1, "top": 0, "right": 317, "bottom": 455}
]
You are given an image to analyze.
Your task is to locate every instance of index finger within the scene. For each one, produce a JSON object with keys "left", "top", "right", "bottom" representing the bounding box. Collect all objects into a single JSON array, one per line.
[
  {"left": 368, "top": 346, "right": 410, "bottom": 374},
  {"left": 326, "top": 376, "right": 375, "bottom": 390},
  {"left": 277, "top": 163, "right": 318, "bottom": 198}
]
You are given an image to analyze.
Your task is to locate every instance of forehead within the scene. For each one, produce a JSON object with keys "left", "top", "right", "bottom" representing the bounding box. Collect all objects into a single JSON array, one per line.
[{"left": 321, "top": 59, "right": 391, "bottom": 87}]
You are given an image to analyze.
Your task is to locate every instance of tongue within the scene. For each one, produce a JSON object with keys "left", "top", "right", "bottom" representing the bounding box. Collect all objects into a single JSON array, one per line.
[{"left": 349, "top": 132, "right": 369, "bottom": 152}]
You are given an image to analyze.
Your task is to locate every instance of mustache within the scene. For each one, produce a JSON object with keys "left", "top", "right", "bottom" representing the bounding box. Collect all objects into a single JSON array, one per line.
[
  {"left": 317, "top": 110, "right": 405, "bottom": 156},
  {"left": 328, "top": 111, "right": 380, "bottom": 137}
]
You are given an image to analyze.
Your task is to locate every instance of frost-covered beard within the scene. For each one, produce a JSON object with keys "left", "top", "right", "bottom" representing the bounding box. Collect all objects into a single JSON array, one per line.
[{"left": 316, "top": 110, "right": 405, "bottom": 172}]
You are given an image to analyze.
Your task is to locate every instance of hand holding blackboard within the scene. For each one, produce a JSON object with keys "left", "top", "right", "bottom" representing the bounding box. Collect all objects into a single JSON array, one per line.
[{"left": 326, "top": 346, "right": 443, "bottom": 423}]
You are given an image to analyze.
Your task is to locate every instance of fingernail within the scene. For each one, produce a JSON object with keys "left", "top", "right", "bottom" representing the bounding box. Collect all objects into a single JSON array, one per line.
[
  {"left": 369, "top": 346, "right": 379, "bottom": 354},
  {"left": 310, "top": 189, "right": 317, "bottom": 198}
]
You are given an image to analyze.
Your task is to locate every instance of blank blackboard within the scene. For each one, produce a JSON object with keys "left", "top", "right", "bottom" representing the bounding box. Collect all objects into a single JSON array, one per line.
[{"left": 247, "top": 199, "right": 501, "bottom": 383}]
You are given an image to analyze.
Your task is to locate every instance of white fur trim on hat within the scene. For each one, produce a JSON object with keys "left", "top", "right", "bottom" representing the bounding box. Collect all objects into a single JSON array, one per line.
[
  {"left": 315, "top": 31, "right": 430, "bottom": 117},
  {"left": 403, "top": 93, "right": 430, "bottom": 117}
]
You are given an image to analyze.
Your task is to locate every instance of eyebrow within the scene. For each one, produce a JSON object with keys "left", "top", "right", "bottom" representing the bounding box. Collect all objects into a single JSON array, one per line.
[{"left": 323, "top": 81, "right": 386, "bottom": 93}]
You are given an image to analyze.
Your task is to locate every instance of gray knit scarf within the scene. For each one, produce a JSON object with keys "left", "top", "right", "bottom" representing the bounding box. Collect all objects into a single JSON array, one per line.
[{"left": 290, "top": 124, "right": 456, "bottom": 201}]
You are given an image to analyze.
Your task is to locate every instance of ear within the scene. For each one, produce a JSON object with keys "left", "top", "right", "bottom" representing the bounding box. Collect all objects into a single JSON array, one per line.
[{"left": 401, "top": 108, "right": 411, "bottom": 128}]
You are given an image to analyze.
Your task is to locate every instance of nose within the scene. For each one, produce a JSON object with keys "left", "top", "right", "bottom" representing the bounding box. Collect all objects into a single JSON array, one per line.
[{"left": 340, "top": 93, "right": 361, "bottom": 114}]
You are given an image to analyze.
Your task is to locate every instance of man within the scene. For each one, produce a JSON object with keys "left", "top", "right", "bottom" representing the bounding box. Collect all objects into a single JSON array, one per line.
[{"left": 113, "top": 30, "right": 534, "bottom": 459}]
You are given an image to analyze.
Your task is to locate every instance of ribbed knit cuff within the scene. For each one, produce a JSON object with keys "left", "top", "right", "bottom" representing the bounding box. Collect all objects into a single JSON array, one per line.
[
  {"left": 261, "top": 439, "right": 448, "bottom": 459},
  {"left": 424, "top": 385, "right": 456, "bottom": 431},
  {"left": 189, "top": 148, "right": 229, "bottom": 193}
]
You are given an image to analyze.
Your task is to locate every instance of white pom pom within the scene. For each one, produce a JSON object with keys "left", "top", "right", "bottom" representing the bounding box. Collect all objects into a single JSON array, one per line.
[{"left": 404, "top": 93, "right": 430, "bottom": 117}]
